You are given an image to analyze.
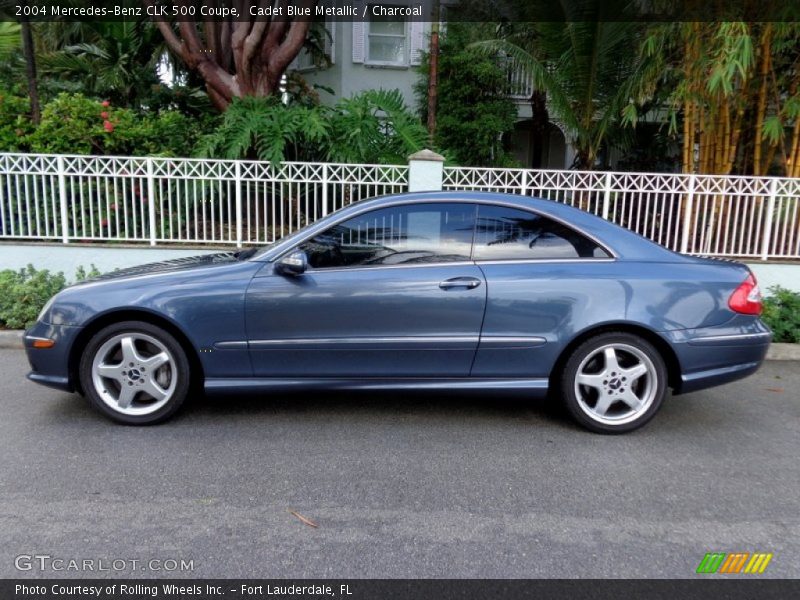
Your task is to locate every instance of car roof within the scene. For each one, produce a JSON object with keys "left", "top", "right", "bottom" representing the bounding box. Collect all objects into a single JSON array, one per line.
[{"left": 258, "top": 190, "right": 683, "bottom": 262}]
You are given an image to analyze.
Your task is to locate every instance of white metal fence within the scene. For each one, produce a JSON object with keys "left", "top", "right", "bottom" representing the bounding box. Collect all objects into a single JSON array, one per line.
[
  {"left": 444, "top": 167, "right": 800, "bottom": 260},
  {"left": 1, "top": 152, "right": 799, "bottom": 260},
  {"left": 0, "top": 153, "right": 408, "bottom": 247}
]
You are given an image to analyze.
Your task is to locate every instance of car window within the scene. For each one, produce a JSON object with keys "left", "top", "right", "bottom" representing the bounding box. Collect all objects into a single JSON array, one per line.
[
  {"left": 300, "top": 203, "right": 476, "bottom": 269},
  {"left": 473, "top": 205, "right": 610, "bottom": 260}
]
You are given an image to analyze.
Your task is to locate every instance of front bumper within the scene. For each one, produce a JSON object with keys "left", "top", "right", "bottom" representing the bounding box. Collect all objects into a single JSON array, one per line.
[{"left": 24, "top": 321, "right": 84, "bottom": 393}]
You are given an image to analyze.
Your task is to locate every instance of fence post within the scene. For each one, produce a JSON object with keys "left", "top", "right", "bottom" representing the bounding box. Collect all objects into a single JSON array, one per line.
[
  {"left": 408, "top": 149, "right": 445, "bottom": 192},
  {"left": 146, "top": 158, "right": 156, "bottom": 246},
  {"left": 680, "top": 174, "right": 696, "bottom": 254},
  {"left": 321, "top": 163, "right": 329, "bottom": 217},
  {"left": 761, "top": 178, "right": 778, "bottom": 261},
  {"left": 601, "top": 171, "right": 612, "bottom": 220},
  {"left": 520, "top": 168, "right": 528, "bottom": 196},
  {"left": 235, "top": 160, "right": 242, "bottom": 248},
  {"left": 57, "top": 155, "right": 69, "bottom": 244}
]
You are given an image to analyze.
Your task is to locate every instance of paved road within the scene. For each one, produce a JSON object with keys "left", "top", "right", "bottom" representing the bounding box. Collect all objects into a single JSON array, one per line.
[{"left": 1, "top": 348, "right": 798, "bottom": 579}]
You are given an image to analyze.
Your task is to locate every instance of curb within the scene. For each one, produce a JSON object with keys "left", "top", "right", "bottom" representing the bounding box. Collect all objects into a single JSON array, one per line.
[
  {"left": 0, "top": 330, "right": 23, "bottom": 349},
  {"left": 1, "top": 330, "right": 799, "bottom": 360}
]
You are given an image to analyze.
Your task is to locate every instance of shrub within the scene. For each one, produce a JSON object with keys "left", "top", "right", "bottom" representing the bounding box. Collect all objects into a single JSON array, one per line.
[
  {"left": 761, "top": 286, "right": 800, "bottom": 343},
  {"left": 26, "top": 92, "right": 209, "bottom": 157},
  {"left": 0, "top": 264, "right": 99, "bottom": 330},
  {"left": 415, "top": 23, "right": 518, "bottom": 167},
  {"left": 0, "top": 91, "right": 34, "bottom": 151}
]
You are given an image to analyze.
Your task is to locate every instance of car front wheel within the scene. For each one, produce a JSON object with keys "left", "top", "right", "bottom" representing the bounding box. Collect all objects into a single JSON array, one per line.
[
  {"left": 561, "top": 332, "right": 667, "bottom": 434},
  {"left": 79, "top": 321, "right": 190, "bottom": 425}
]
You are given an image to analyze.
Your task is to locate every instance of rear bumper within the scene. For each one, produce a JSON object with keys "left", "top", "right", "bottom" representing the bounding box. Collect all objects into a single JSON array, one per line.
[
  {"left": 667, "top": 319, "right": 771, "bottom": 395},
  {"left": 24, "top": 321, "right": 83, "bottom": 393}
]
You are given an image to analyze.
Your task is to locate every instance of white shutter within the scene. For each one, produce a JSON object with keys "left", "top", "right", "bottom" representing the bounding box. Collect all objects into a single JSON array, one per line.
[
  {"left": 352, "top": 0, "right": 366, "bottom": 63},
  {"left": 325, "top": 19, "right": 335, "bottom": 64},
  {"left": 409, "top": 19, "right": 425, "bottom": 65}
]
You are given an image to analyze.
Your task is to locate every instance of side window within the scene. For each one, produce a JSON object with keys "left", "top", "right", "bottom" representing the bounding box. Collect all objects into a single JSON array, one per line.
[
  {"left": 300, "top": 203, "right": 476, "bottom": 269},
  {"left": 473, "top": 205, "right": 610, "bottom": 260}
]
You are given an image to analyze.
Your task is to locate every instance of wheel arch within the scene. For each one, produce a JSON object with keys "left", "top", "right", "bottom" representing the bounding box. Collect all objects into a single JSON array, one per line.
[
  {"left": 550, "top": 322, "right": 682, "bottom": 393},
  {"left": 69, "top": 309, "right": 204, "bottom": 395}
]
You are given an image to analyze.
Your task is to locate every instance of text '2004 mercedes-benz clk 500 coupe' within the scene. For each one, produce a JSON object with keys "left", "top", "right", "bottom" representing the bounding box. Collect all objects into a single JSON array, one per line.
[{"left": 24, "top": 191, "right": 771, "bottom": 433}]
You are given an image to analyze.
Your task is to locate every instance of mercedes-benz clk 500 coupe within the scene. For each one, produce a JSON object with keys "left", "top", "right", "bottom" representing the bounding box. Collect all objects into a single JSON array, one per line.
[{"left": 24, "top": 191, "right": 771, "bottom": 433}]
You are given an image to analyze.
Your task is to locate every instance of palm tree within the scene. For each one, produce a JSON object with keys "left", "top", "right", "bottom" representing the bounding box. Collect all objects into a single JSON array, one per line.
[
  {"left": 37, "top": 21, "right": 165, "bottom": 108},
  {"left": 473, "top": 4, "right": 657, "bottom": 169}
]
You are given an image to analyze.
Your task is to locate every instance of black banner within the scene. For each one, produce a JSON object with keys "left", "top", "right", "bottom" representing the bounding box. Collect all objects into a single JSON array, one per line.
[
  {"left": 3, "top": 580, "right": 800, "bottom": 600},
  {"left": 2, "top": 0, "right": 800, "bottom": 22}
]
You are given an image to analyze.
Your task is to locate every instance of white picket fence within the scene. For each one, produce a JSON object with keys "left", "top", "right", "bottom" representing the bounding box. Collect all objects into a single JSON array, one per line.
[{"left": 1, "top": 152, "right": 799, "bottom": 260}]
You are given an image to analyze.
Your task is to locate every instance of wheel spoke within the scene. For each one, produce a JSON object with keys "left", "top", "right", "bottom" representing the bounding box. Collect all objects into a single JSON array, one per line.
[
  {"left": 594, "top": 392, "right": 615, "bottom": 417},
  {"left": 603, "top": 347, "right": 620, "bottom": 373},
  {"left": 96, "top": 362, "right": 124, "bottom": 383},
  {"left": 622, "top": 363, "right": 648, "bottom": 382},
  {"left": 117, "top": 384, "right": 136, "bottom": 409},
  {"left": 576, "top": 372, "right": 605, "bottom": 389},
  {"left": 141, "top": 351, "right": 170, "bottom": 371},
  {"left": 120, "top": 336, "right": 143, "bottom": 364},
  {"left": 620, "top": 389, "right": 644, "bottom": 412},
  {"left": 141, "top": 375, "right": 168, "bottom": 402}
]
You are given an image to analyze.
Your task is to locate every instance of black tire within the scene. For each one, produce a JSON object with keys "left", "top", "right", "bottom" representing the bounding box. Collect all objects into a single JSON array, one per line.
[
  {"left": 79, "top": 321, "right": 191, "bottom": 425},
  {"left": 560, "top": 332, "right": 668, "bottom": 434}
]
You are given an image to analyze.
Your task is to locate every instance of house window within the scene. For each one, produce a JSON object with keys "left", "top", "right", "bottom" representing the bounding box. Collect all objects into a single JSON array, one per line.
[{"left": 367, "top": 7, "right": 408, "bottom": 65}]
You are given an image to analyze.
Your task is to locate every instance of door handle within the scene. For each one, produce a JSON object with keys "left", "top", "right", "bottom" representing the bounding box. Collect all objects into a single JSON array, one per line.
[{"left": 439, "top": 277, "right": 482, "bottom": 290}]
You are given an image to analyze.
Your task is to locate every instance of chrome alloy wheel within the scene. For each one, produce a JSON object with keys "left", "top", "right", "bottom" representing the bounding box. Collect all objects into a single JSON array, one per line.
[
  {"left": 91, "top": 332, "right": 177, "bottom": 416},
  {"left": 573, "top": 343, "right": 658, "bottom": 426}
]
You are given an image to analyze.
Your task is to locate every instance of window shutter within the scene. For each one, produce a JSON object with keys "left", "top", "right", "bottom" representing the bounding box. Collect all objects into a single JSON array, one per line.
[
  {"left": 409, "top": 20, "right": 425, "bottom": 65},
  {"left": 325, "top": 19, "right": 335, "bottom": 64},
  {"left": 352, "top": 1, "right": 366, "bottom": 63}
]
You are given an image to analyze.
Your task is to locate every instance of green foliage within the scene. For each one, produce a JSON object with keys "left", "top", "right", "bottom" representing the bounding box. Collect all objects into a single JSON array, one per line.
[
  {"left": 762, "top": 286, "right": 800, "bottom": 343},
  {"left": 0, "top": 264, "right": 101, "bottom": 329},
  {"left": 200, "top": 90, "right": 428, "bottom": 165},
  {"left": 0, "top": 266, "right": 66, "bottom": 330},
  {"left": 0, "top": 91, "right": 34, "bottom": 151},
  {"left": 416, "top": 23, "right": 517, "bottom": 167},
  {"left": 26, "top": 93, "right": 208, "bottom": 156},
  {"left": 327, "top": 89, "right": 429, "bottom": 164}
]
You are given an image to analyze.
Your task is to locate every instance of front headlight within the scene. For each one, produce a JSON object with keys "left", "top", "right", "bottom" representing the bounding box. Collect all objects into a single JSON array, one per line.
[{"left": 37, "top": 295, "right": 57, "bottom": 323}]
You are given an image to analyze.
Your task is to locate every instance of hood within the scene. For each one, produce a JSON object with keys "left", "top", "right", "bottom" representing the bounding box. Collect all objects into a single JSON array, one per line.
[{"left": 77, "top": 251, "right": 255, "bottom": 284}]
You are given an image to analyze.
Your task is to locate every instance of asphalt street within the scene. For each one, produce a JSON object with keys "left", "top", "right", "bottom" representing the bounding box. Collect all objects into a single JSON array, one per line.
[{"left": 0, "top": 348, "right": 798, "bottom": 579}]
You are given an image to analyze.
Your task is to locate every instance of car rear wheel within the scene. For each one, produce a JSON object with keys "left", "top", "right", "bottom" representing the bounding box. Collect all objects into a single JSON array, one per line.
[
  {"left": 79, "top": 321, "right": 190, "bottom": 425},
  {"left": 561, "top": 332, "right": 667, "bottom": 434}
]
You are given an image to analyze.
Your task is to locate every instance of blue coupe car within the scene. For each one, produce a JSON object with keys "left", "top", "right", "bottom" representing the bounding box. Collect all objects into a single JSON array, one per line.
[{"left": 24, "top": 191, "right": 771, "bottom": 433}]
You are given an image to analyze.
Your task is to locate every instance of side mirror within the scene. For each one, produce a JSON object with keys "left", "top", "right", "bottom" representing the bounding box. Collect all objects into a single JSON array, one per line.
[{"left": 276, "top": 250, "right": 308, "bottom": 276}]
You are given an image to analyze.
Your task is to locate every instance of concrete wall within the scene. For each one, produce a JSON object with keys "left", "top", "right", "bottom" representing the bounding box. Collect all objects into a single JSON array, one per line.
[
  {"left": 1, "top": 243, "right": 797, "bottom": 294},
  {"left": 747, "top": 263, "right": 800, "bottom": 294}
]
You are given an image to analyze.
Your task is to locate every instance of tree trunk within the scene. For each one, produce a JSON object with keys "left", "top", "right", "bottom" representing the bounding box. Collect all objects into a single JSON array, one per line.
[
  {"left": 20, "top": 16, "right": 40, "bottom": 124},
  {"left": 148, "top": 2, "right": 314, "bottom": 111},
  {"left": 529, "top": 90, "right": 548, "bottom": 168}
]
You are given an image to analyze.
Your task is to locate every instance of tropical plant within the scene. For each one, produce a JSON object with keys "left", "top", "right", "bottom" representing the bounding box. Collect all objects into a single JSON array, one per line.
[
  {"left": 327, "top": 89, "right": 429, "bottom": 164},
  {"left": 634, "top": 21, "right": 800, "bottom": 176},
  {"left": 37, "top": 21, "right": 165, "bottom": 108},
  {"left": 199, "top": 89, "right": 429, "bottom": 164},
  {"left": 473, "top": 10, "right": 654, "bottom": 169},
  {"left": 416, "top": 22, "right": 518, "bottom": 167}
]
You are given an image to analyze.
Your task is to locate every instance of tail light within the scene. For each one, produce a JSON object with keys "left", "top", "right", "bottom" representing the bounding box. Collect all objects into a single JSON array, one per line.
[{"left": 728, "top": 273, "right": 763, "bottom": 315}]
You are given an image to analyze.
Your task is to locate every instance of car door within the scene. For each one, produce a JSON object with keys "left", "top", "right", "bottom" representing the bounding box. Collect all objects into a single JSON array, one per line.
[
  {"left": 470, "top": 203, "right": 615, "bottom": 378},
  {"left": 245, "top": 202, "right": 486, "bottom": 377}
]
